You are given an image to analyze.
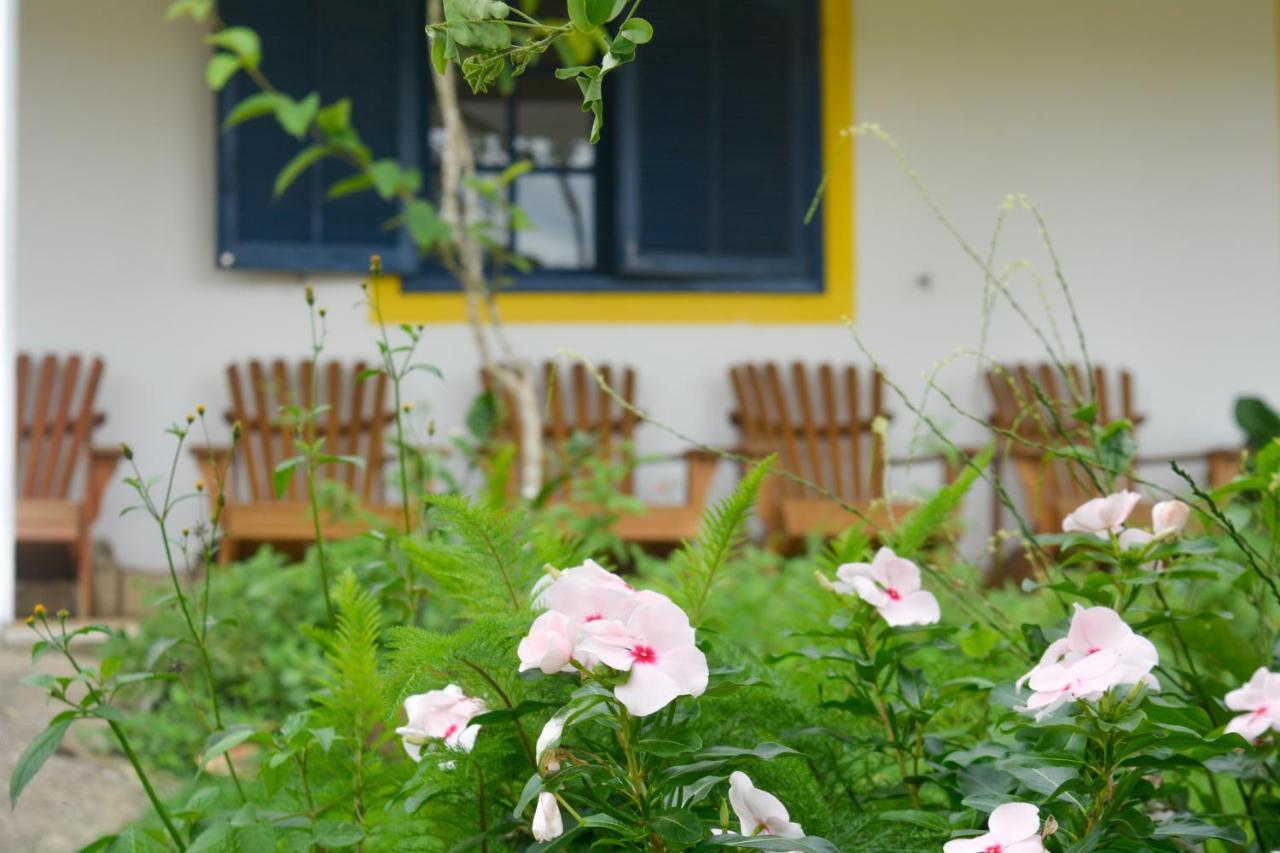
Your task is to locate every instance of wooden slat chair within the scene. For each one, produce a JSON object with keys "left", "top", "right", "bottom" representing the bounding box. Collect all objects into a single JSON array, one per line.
[
  {"left": 15, "top": 353, "right": 121, "bottom": 616},
  {"left": 729, "top": 361, "right": 924, "bottom": 545},
  {"left": 484, "top": 361, "right": 719, "bottom": 548},
  {"left": 194, "top": 359, "right": 403, "bottom": 564},
  {"left": 986, "top": 362, "right": 1146, "bottom": 536}
]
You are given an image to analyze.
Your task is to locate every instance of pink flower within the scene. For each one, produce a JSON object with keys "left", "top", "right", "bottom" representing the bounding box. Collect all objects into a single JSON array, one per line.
[
  {"left": 1062, "top": 490, "right": 1141, "bottom": 538},
  {"left": 576, "top": 595, "right": 709, "bottom": 716},
  {"left": 532, "top": 791, "right": 564, "bottom": 841},
  {"left": 518, "top": 611, "right": 577, "bottom": 675},
  {"left": 531, "top": 558, "right": 632, "bottom": 606},
  {"left": 943, "top": 802, "right": 1045, "bottom": 853},
  {"left": 396, "top": 684, "right": 486, "bottom": 760},
  {"left": 1151, "top": 499, "right": 1190, "bottom": 537},
  {"left": 833, "top": 547, "right": 940, "bottom": 627},
  {"left": 727, "top": 771, "right": 804, "bottom": 841},
  {"left": 1223, "top": 667, "right": 1280, "bottom": 743},
  {"left": 1016, "top": 604, "right": 1158, "bottom": 719}
]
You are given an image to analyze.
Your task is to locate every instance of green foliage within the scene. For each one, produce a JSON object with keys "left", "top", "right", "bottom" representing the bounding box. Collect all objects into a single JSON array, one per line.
[
  {"left": 888, "top": 444, "right": 991, "bottom": 557},
  {"left": 672, "top": 455, "right": 774, "bottom": 626},
  {"left": 318, "top": 572, "right": 383, "bottom": 738},
  {"left": 1235, "top": 395, "right": 1280, "bottom": 450}
]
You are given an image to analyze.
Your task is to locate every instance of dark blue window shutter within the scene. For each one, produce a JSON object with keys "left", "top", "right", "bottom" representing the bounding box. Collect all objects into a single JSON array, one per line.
[
  {"left": 615, "top": 0, "right": 821, "bottom": 285},
  {"left": 217, "top": 0, "right": 426, "bottom": 274}
]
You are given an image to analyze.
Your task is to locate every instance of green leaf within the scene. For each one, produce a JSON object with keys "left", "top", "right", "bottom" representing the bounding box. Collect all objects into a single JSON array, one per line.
[
  {"left": 1235, "top": 396, "right": 1280, "bottom": 449},
  {"left": 650, "top": 810, "right": 702, "bottom": 845},
  {"left": 10, "top": 712, "right": 74, "bottom": 807},
  {"left": 619, "top": 16, "right": 653, "bottom": 44},
  {"left": 327, "top": 172, "right": 374, "bottom": 200},
  {"left": 1150, "top": 817, "right": 1245, "bottom": 843},
  {"left": 404, "top": 200, "right": 451, "bottom": 249},
  {"left": 100, "top": 655, "right": 122, "bottom": 682},
  {"left": 878, "top": 809, "right": 951, "bottom": 833},
  {"left": 566, "top": 0, "right": 614, "bottom": 31},
  {"left": 272, "top": 456, "right": 303, "bottom": 497},
  {"left": 315, "top": 98, "right": 351, "bottom": 135},
  {"left": 164, "top": 0, "right": 212, "bottom": 22},
  {"left": 20, "top": 673, "right": 60, "bottom": 690},
  {"left": 146, "top": 637, "right": 179, "bottom": 670},
  {"left": 430, "top": 32, "right": 449, "bottom": 76},
  {"left": 274, "top": 146, "right": 328, "bottom": 199},
  {"left": 312, "top": 821, "right": 364, "bottom": 847},
  {"left": 368, "top": 159, "right": 403, "bottom": 200},
  {"left": 201, "top": 726, "right": 255, "bottom": 768},
  {"left": 205, "top": 53, "right": 242, "bottom": 91},
  {"left": 207, "top": 26, "right": 260, "bottom": 68},
  {"left": 275, "top": 92, "right": 320, "bottom": 139},
  {"left": 706, "top": 836, "right": 839, "bottom": 852},
  {"left": 223, "top": 92, "right": 280, "bottom": 130},
  {"left": 310, "top": 727, "right": 337, "bottom": 753},
  {"left": 442, "top": 0, "right": 512, "bottom": 49}
]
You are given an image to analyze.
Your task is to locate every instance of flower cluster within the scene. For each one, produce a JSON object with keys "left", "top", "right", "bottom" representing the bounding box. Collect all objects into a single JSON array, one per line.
[
  {"left": 944, "top": 801, "right": 1045, "bottom": 852},
  {"left": 831, "top": 547, "right": 940, "bottom": 627},
  {"left": 1063, "top": 492, "right": 1189, "bottom": 547},
  {"left": 1016, "top": 604, "right": 1158, "bottom": 719},
  {"left": 395, "top": 684, "right": 487, "bottom": 761},
  {"left": 518, "top": 560, "right": 709, "bottom": 717},
  {"left": 1223, "top": 667, "right": 1280, "bottom": 743}
]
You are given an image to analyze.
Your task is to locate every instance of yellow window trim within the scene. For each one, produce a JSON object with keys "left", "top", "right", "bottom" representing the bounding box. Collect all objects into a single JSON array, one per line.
[{"left": 373, "top": 0, "right": 854, "bottom": 325}]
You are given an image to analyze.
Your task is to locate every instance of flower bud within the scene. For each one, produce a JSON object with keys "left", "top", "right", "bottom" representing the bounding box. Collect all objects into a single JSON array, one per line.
[
  {"left": 196, "top": 404, "right": 206, "bottom": 416},
  {"left": 186, "top": 413, "right": 195, "bottom": 425},
  {"left": 121, "top": 442, "right": 133, "bottom": 460},
  {"left": 370, "top": 254, "right": 382, "bottom": 274},
  {"left": 318, "top": 307, "right": 327, "bottom": 318},
  {"left": 33, "top": 603, "right": 46, "bottom": 616},
  {"left": 56, "top": 608, "right": 69, "bottom": 620},
  {"left": 305, "top": 285, "right": 315, "bottom": 305},
  {"left": 195, "top": 480, "right": 205, "bottom": 492},
  {"left": 25, "top": 614, "right": 34, "bottom": 627},
  {"left": 402, "top": 403, "right": 412, "bottom": 413},
  {"left": 232, "top": 421, "right": 243, "bottom": 442}
]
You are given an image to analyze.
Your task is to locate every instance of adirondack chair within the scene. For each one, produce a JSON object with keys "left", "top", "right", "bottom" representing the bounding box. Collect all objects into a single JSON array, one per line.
[
  {"left": 729, "top": 362, "right": 932, "bottom": 545},
  {"left": 15, "top": 353, "right": 121, "bottom": 616},
  {"left": 986, "top": 362, "right": 1146, "bottom": 537},
  {"left": 483, "top": 361, "right": 719, "bottom": 548},
  {"left": 193, "top": 359, "right": 404, "bottom": 564}
]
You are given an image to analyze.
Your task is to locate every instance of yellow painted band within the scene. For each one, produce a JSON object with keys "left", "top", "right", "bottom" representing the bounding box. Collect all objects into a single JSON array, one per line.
[{"left": 374, "top": 0, "right": 854, "bottom": 325}]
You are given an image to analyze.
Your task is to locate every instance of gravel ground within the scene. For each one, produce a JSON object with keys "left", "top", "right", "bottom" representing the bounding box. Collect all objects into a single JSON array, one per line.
[{"left": 1, "top": 634, "right": 152, "bottom": 851}]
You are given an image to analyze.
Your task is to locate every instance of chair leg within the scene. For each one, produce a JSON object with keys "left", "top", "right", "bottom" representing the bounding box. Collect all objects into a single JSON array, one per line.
[
  {"left": 218, "top": 536, "right": 237, "bottom": 567},
  {"left": 76, "top": 536, "right": 93, "bottom": 618}
]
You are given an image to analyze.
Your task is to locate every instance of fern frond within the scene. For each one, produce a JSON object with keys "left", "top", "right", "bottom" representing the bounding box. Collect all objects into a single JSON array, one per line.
[
  {"left": 319, "top": 571, "right": 382, "bottom": 739},
  {"left": 816, "top": 523, "right": 873, "bottom": 576},
  {"left": 410, "top": 495, "right": 538, "bottom": 617},
  {"left": 888, "top": 444, "right": 992, "bottom": 557},
  {"left": 675, "top": 455, "right": 774, "bottom": 626}
]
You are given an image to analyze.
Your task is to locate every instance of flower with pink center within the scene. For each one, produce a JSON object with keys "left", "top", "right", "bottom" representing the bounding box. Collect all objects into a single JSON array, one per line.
[
  {"left": 832, "top": 547, "right": 940, "bottom": 627},
  {"left": 517, "top": 611, "right": 577, "bottom": 675},
  {"left": 1223, "top": 667, "right": 1280, "bottom": 743},
  {"left": 576, "top": 595, "right": 709, "bottom": 717},
  {"left": 943, "top": 802, "right": 1045, "bottom": 853},
  {"left": 1151, "top": 499, "right": 1190, "bottom": 537},
  {"left": 727, "top": 771, "right": 804, "bottom": 842},
  {"left": 1016, "top": 604, "right": 1158, "bottom": 720},
  {"left": 396, "top": 684, "right": 486, "bottom": 761},
  {"left": 1062, "top": 490, "right": 1141, "bottom": 538}
]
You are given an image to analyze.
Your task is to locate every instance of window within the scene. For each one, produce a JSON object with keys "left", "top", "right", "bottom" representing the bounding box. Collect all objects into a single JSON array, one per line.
[{"left": 216, "top": 0, "right": 821, "bottom": 292}]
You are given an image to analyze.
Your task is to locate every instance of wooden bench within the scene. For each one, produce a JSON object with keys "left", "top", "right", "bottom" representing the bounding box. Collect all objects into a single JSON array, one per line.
[
  {"left": 729, "top": 361, "right": 936, "bottom": 546},
  {"left": 194, "top": 359, "right": 403, "bottom": 564},
  {"left": 15, "top": 353, "right": 121, "bottom": 616},
  {"left": 485, "top": 361, "right": 719, "bottom": 549}
]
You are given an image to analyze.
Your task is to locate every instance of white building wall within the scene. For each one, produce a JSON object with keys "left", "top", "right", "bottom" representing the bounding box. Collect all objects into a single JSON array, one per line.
[{"left": 14, "top": 0, "right": 1280, "bottom": 571}]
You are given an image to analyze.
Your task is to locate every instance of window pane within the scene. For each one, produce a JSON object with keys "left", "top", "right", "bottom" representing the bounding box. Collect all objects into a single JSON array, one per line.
[
  {"left": 514, "top": 174, "right": 596, "bottom": 270},
  {"left": 514, "top": 76, "right": 594, "bottom": 169}
]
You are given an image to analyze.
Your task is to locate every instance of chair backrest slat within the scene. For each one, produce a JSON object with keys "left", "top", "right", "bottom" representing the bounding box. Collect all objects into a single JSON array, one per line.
[
  {"left": 225, "top": 360, "right": 391, "bottom": 503},
  {"left": 15, "top": 353, "right": 106, "bottom": 501},
  {"left": 791, "top": 362, "right": 824, "bottom": 492},
  {"left": 38, "top": 356, "right": 80, "bottom": 496},
  {"left": 598, "top": 364, "right": 614, "bottom": 465},
  {"left": 22, "top": 356, "right": 58, "bottom": 497},
  {"left": 272, "top": 360, "right": 299, "bottom": 499},
  {"left": 730, "top": 362, "right": 886, "bottom": 505},
  {"left": 345, "top": 361, "right": 367, "bottom": 489}
]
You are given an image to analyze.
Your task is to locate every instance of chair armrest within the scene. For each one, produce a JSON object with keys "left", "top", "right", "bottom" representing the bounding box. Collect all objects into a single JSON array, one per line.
[{"left": 84, "top": 446, "right": 123, "bottom": 525}]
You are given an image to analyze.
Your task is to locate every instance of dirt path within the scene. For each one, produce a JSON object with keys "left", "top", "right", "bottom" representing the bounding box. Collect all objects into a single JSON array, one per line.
[{"left": 1, "top": 637, "right": 151, "bottom": 851}]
